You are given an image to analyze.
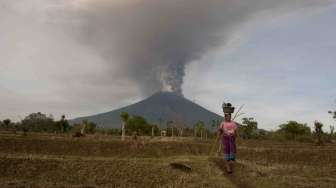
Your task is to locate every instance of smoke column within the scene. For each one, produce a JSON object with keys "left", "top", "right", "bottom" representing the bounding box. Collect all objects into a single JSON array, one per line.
[{"left": 71, "top": 0, "right": 331, "bottom": 96}]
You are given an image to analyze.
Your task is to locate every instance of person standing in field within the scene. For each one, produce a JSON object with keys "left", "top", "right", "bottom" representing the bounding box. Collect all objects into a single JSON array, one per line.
[{"left": 218, "top": 103, "right": 238, "bottom": 174}]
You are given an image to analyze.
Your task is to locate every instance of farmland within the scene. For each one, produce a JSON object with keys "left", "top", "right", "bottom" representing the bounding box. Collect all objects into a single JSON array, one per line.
[{"left": 0, "top": 132, "right": 335, "bottom": 188}]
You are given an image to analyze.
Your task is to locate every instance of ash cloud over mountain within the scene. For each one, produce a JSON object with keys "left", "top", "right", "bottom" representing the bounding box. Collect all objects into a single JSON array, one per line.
[
  {"left": 0, "top": 0, "right": 331, "bottom": 105},
  {"left": 72, "top": 0, "right": 330, "bottom": 96}
]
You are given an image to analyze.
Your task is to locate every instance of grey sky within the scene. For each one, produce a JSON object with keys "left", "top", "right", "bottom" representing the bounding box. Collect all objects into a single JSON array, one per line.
[
  {"left": 184, "top": 4, "right": 336, "bottom": 130},
  {"left": 0, "top": 0, "right": 335, "bottom": 130}
]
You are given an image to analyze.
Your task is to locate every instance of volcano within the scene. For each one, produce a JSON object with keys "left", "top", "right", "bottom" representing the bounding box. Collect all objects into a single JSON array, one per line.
[{"left": 71, "top": 92, "right": 223, "bottom": 128}]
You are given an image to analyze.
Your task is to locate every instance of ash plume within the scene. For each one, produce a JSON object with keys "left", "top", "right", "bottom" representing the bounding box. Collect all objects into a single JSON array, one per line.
[
  {"left": 2, "top": 0, "right": 329, "bottom": 97},
  {"left": 72, "top": 0, "right": 330, "bottom": 96}
]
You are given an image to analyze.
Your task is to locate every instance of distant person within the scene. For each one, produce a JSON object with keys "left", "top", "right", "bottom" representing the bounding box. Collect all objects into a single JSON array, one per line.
[{"left": 218, "top": 113, "right": 238, "bottom": 174}]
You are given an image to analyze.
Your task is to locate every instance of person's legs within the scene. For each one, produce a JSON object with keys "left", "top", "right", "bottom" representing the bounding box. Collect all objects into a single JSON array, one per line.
[
  {"left": 223, "top": 136, "right": 231, "bottom": 173},
  {"left": 229, "top": 160, "right": 234, "bottom": 173},
  {"left": 226, "top": 160, "right": 232, "bottom": 173},
  {"left": 226, "top": 136, "right": 235, "bottom": 173}
]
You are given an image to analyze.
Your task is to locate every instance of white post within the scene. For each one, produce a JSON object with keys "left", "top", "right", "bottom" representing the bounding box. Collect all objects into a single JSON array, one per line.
[{"left": 121, "top": 122, "right": 125, "bottom": 141}]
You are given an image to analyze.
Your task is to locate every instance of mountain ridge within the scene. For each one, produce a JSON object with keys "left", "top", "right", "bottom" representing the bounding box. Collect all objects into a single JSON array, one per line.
[{"left": 70, "top": 92, "right": 223, "bottom": 128}]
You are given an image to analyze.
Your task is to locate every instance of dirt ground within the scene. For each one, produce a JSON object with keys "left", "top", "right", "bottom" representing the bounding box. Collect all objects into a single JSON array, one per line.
[{"left": 0, "top": 132, "right": 335, "bottom": 188}]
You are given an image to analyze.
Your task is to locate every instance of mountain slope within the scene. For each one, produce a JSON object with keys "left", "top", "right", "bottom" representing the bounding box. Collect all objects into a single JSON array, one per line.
[{"left": 70, "top": 92, "right": 223, "bottom": 128}]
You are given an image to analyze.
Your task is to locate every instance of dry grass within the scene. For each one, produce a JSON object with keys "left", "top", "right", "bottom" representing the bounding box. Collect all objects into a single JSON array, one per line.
[
  {"left": 0, "top": 132, "right": 335, "bottom": 187},
  {"left": 233, "top": 140, "right": 336, "bottom": 188},
  {"left": 0, "top": 132, "right": 234, "bottom": 188}
]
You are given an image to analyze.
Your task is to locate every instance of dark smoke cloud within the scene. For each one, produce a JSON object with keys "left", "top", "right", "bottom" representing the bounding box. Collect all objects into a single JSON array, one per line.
[{"left": 71, "top": 0, "right": 330, "bottom": 96}]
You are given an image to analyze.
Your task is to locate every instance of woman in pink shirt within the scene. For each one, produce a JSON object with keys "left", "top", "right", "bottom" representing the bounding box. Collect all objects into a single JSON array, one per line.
[{"left": 218, "top": 113, "right": 238, "bottom": 173}]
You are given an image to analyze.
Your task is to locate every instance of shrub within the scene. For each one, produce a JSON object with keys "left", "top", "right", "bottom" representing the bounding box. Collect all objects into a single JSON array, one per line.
[
  {"left": 126, "top": 116, "right": 159, "bottom": 136},
  {"left": 278, "top": 121, "right": 311, "bottom": 140},
  {"left": 240, "top": 117, "right": 258, "bottom": 139},
  {"left": 21, "top": 112, "right": 56, "bottom": 132}
]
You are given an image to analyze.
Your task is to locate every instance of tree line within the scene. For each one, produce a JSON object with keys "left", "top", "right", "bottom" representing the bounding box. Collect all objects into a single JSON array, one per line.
[
  {"left": 0, "top": 112, "right": 96, "bottom": 135},
  {"left": 1, "top": 110, "right": 335, "bottom": 144}
]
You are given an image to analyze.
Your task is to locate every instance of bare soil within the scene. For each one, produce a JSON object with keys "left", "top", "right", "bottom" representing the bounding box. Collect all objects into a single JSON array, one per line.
[{"left": 0, "top": 132, "right": 335, "bottom": 188}]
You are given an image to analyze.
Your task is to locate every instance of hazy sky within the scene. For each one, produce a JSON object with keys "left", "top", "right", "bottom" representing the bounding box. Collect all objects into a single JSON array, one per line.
[{"left": 1, "top": 0, "right": 335, "bottom": 130}]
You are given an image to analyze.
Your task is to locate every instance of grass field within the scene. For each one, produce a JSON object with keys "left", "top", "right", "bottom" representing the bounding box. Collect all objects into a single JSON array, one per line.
[{"left": 0, "top": 132, "right": 335, "bottom": 188}]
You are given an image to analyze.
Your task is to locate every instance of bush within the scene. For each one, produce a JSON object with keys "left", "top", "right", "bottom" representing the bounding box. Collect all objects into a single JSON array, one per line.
[
  {"left": 240, "top": 117, "right": 258, "bottom": 139},
  {"left": 106, "top": 129, "right": 122, "bottom": 136},
  {"left": 278, "top": 121, "right": 311, "bottom": 140},
  {"left": 71, "top": 120, "right": 97, "bottom": 134},
  {"left": 21, "top": 112, "right": 56, "bottom": 132},
  {"left": 0, "top": 119, "right": 14, "bottom": 131},
  {"left": 126, "top": 116, "right": 159, "bottom": 136},
  {"left": 55, "top": 115, "right": 70, "bottom": 133},
  {"left": 263, "top": 130, "right": 313, "bottom": 143}
]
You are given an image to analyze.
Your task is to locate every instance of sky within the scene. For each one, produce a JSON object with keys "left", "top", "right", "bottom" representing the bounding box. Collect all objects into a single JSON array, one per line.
[
  {"left": 0, "top": 0, "right": 335, "bottom": 131},
  {"left": 184, "top": 4, "right": 336, "bottom": 130}
]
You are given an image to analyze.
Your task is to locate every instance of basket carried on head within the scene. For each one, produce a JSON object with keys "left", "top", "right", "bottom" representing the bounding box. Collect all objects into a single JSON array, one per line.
[{"left": 222, "top": 102, "right": 235, "bottom": 114}]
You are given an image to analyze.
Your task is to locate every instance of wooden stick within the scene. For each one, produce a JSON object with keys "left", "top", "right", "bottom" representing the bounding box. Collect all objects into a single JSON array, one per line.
[
  {"left": 233, "top": 112, "right": 245, "bottom": 121},
  {"left": 209, "top": 131, "right": 220, "bottom": 156}
]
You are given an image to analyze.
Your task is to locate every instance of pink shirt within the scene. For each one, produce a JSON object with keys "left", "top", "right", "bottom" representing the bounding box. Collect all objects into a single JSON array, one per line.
[{"left": 219, "top": 121, "right": 237, "bottom": 136}]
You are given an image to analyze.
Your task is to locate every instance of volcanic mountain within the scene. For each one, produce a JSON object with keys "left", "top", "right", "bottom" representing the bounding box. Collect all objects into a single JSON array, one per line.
[{"left": 71, "top": 92, "right": 223, "bottom": 128}]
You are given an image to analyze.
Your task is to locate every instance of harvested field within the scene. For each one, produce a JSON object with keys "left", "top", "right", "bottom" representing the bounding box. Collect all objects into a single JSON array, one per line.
[{"left": 0, "top": 132, "right": 335, "bottom": 187}]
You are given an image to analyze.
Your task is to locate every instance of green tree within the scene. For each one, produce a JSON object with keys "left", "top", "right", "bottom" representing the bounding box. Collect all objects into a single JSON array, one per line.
[
  {"left": 55, "top": 115, "right": 70, "bottom": 133},
  {"left": 126, "top": 116, "right": 158, "bottom": 136},
  {"left": 3, "top": 119, "right": 11, "bottom": 126},
  {"left": 120, "top": 112, "right": 129, "bottom": 141},
  {"left": 278, "top": 121, "right": 311, "bottom": 140},
  {"left": 328, "top": 109, "right": 336, "bottom": 139},
  {"left": 21, "top": 112, "right": 55, "bottom": 132},
  {"left": 241, "top": 117, "right": 258, "bottom": 139},
  {"left": 314, "top": 121, "right": 323, "bottom": 145},
  {"left": 2, "top": 119, "right": 11, "bottom": 129},
  {"left": 330, "top": 126, "right": 335, "bottom": 136}
]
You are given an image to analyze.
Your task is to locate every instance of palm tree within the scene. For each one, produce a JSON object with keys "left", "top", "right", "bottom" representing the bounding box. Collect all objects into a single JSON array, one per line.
[
  {"left": 314, "top": 121, "right": 323, "bottom": 145},
  {"left": 120, "top": 112, "right": 129, "bottom": 141}
]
